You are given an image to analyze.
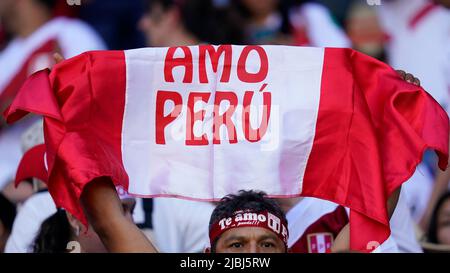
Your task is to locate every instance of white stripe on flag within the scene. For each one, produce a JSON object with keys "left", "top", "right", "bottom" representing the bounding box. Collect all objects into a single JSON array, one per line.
[{"left": 121, "top": 45, "right": 324, "bottom": 199}]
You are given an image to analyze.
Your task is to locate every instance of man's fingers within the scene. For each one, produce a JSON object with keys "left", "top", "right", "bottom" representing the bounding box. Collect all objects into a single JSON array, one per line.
[
  {"left": 404, "top": 73, "right": 415, "bottom": 83},
  {"left": 396, "top": 70, "right": 421, "bottom": 86},
  {"left": 53, "top": 53, "right": 64, "bottom": 64},
  {"left": 395, "top": 70, "right": 406, "bottom": 78}
]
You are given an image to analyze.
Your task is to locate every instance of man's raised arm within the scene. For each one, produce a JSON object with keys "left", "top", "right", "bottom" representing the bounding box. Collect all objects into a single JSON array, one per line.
[{"left": 80, "top": 177, "right": 158, "bottom": 253}]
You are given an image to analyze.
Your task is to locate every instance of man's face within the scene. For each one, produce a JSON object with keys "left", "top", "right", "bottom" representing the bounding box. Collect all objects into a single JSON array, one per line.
[
  {"left": 139, "top": 3, "right": 175, "bottom": 47},
  {"left": 213, "top": 227, "right": 286, "bottom": 253}
]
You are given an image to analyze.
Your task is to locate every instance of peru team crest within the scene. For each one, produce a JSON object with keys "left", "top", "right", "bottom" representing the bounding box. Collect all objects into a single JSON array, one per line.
[{"left": 307, "top": 233, "right": 333, "bottom": 253}]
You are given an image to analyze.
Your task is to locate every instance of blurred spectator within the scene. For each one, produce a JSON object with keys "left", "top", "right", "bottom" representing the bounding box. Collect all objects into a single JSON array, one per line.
[
  {"left": 4, "top": 119, "right": 146, "bottom": 252},
  {"left": 79, "top": 0, "right": 146, "bottom": 49},
  {"left": 1, "top": 120, "right": 45, "bottom": 204},
  {"left": 378, "top": 0, "right": 450, "bottom": 111},
  {"left": 5, "top": 190, "right": 56, "bottom": 253},
  {"left": 426, "top": 191, "right": 450, "bottom": 245},
  {"left": 6, "top": 186, "right": 147, "bottom": 253},
  {"left": 152, "top": 198, "right": 215, "bottom": 252},
  {"left": 33, "top": 197, "right": 136, "bottom": 253},
  {"left": 4, "top": 119, "right": 54, "bottom": 253},
  {"left": 0, "top": 193, "right": 16, "bottom": 252},
  {"left": 0, "top": 0, "right": 106, "bottom": 114},
  {"left": 232, "top": 0, "right": 350, "bottom": 47},
  {"left": 315, "top": 0, "right": 353, "bottom": 27},
  {"left": 346, "top": 1, "right": 386, "bottom": 59},
  {"left": 0, "top": 0, "right": 106, "bottom": 193},
  {"left": 139, "top": 0, "right": 244, "bottom": 47},
  {"left": 232, "top": 0, "right": 291, "bottom": 44},
  {"left": 279, "top": 191, "right": 422, "bottom": 253},
  {"left": 288, "top": 1, "right": 351, "bottom": 47},
  {"left": 376, "top": 0, "right": 450, "bottom": 230}
]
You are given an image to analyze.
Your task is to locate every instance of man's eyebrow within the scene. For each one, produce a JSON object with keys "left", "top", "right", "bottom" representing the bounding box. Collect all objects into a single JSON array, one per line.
[
  {"left": 258, "top": 234, "right": 279, "bottom": 242},
  {"left": 223, "top": 235, "right": 247, "bottom": 243}
]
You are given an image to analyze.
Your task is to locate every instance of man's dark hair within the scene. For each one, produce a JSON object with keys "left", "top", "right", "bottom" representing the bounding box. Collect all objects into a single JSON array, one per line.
[
  {"left": 0, "top": 193, "right": 16, "bottom": 232},
  {"left": 209, "top": 190, "right": 287, "bottom": 251}
]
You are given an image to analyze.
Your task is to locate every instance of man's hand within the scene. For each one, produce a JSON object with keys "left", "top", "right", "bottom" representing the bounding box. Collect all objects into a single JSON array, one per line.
[
  {"left": 80, "top": 177, "right": 158, "bottom": 253},
  {"left": 331, "top": 70, "right": 420, "bottom": 252},
  {"left": 395, "top": 70, "right": 421, "bottom": 86}
]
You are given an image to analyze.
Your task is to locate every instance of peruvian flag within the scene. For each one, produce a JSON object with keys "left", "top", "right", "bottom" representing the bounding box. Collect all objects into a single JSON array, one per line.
[{"left": 4, "top": 45, "right": 449, "bottom": 252}]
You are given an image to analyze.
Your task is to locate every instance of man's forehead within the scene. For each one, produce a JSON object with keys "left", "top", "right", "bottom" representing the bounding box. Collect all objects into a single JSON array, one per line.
[{"left": 220, "top": 226, "right": 281, "bottom": 242}]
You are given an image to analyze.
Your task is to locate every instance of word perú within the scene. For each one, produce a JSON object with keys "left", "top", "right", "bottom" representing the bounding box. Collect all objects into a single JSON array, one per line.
[{"left": 156, "top": 45, "right": 272, "bottom": 145}]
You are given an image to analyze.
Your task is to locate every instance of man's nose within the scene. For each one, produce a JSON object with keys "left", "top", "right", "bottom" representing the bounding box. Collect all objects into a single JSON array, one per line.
[{"left": 248, "top": 242, "right": 259, "bottom": 253}]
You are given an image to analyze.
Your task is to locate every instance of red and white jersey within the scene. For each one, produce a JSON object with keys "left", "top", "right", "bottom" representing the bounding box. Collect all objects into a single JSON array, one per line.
[
  {"left": 287, "top": 194, "right": 423, "bottom": 253},
  {"left": 287, "top": 197, "right": 348, "bottom": 253},
  {"left": 289, "top": 3, "right": 351, "bottom": 48},
  {"left": 0, "top": 16, "right": 106, "bottom": 112},
  {"left": 0, "top": 16, "right": 105, "bottom": 190},
  {"left": 378, "top": 0, "right": 450, "bottom": 112}
]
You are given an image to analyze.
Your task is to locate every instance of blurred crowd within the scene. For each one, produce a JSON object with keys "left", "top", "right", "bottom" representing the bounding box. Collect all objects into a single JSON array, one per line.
[{"left": 0, "top": 0, "right": 449, "bottom": 253}]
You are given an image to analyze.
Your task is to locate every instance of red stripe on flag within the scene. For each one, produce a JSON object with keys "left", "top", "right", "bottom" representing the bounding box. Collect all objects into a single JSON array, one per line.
[
  {"left": 48, "top": 50, "right": 129, "bottom": 224},
  {"left": 303, "top": 47, "right": 449, "bottom": 252},
  {"left": 4, "top": 50, "right": 129, "bottom": 224}
]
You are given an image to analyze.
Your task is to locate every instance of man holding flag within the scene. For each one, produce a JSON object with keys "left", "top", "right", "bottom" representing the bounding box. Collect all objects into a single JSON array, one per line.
[{"left": 4, "top": 44, "right": 448, "bottom": 253}]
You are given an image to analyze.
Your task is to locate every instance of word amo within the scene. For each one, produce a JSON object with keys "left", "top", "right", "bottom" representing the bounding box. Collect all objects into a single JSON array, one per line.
[
  {"left": 155, "top": 89, "right": 272, "bottom": 145},
  {"left": 163, "top": 45, "right": 269, "bottom": 84}
]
